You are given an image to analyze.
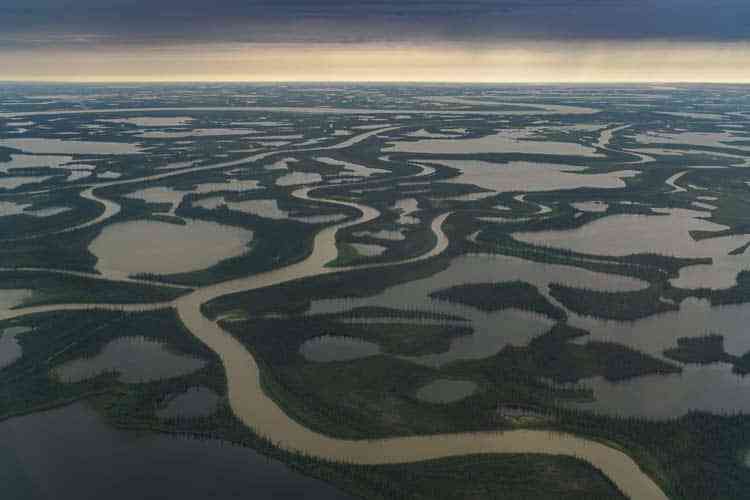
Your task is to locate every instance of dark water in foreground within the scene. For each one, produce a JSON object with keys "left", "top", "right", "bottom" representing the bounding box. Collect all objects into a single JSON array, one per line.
[{"left": 0, "top": 402, "right": 351, "bottom": 500}]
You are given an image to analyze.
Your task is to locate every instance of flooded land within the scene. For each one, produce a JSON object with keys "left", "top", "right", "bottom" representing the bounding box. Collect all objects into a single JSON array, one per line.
[
  {"left": 54, "top": 336, "right": 206, "bottom": 383},
  {"left": 90, "top": 219, "right": 254, "bottom": 276},
  {"left": 2, "top": 84, "right": 750, "bottom": 500}
]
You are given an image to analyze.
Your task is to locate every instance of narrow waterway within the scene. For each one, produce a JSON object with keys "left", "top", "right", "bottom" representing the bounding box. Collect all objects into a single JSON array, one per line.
[
  {"left": 2, "top": 126, "right": 669, "bottom": 500},
  {"left": 171, "top": 201, "right": 667, "bottom": 500},
  {"left": 1, "top": 125, "right": 400, "bottom": 241}
]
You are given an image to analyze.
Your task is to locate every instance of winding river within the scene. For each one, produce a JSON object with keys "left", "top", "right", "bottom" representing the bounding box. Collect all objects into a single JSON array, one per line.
[
  {"left": 597, "top": 124, "right": 656, "bottom": 165},
  {"left": 1, "top": 125, "right": 400, "bottom": 241},
  {"left": 1, "top": 118, "right": 668, "bottom": 499}
]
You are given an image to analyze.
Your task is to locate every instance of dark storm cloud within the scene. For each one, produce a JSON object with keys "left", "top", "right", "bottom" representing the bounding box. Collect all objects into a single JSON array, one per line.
[{"left": 1, "top": 0, "right": 749, "bottom": 48}]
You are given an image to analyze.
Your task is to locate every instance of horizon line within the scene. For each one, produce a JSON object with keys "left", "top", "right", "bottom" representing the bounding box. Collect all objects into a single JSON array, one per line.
[{"left": 3, "top": 79, "right": 750, "bottom": 85}]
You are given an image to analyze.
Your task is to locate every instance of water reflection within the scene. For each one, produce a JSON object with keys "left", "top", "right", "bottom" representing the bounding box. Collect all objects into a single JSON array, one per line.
[
  {"left": 315, "top": 157, "right": 388, "bottom": 178},
  {"left": 0, "top": 289, "right": 32, "bottom": 314},
  {"left": 299, "top": 335, "right": 381, "bottom": 363},
  {"left": 0, "top": 176, "right": 53, "bottom": 190},
  {"left": 514, "top": 209, "right": 750, "bottom": 289},
  {"left": 309, "top": 254, "right": 646, "bottom": 366},
  {"left": 384, "top": 129, "right": 602, "bottom": 157},
  {"left": 429, "top": 159, "right": 638, "bottom": 194},
  {"left": 54, "top": 336, "right": 206, "bottom": 383},
  {"left": 90, "top": 219, "right": 253, "bottom": 276},
  {"left": 349, "top": 243, "right": 387, "bottom": 257},
  {"left": 571, "top": 201, "right": 609, "bottom": 213},
  {"left": 353, "top": 229, "right": 405, "bottom": 241},
  {"left": 0, "top": 138, "right": 143, "bottom": 155},
  {"left": 99, "top": 116, "right": 194, "bottom": 127},
  {"left": 0, "top": 326, "right": 31, "bottom": 368},
  {"left": 0, "top": 154, "right": 73, "bottom": 173},
  {"left": 195, "top": 197, "right": 346, "bottom": 224},
  {"left": 573, "top": 363, "right": 750, "bottom": 419},
  {"left": 158, "top": 386, "right": 221, "bottom": 419},
  {"left": 570, "top": 298, "right": 750, "bottom": 359},
  {"left": 276, "top": 172, "right": 323, "bottom": 186},
  {"left": 416, "top": 379, "right": 477, "bottom": 404},
  {"left": 0, "top": 402, "right": 352, "bottom": 500}
]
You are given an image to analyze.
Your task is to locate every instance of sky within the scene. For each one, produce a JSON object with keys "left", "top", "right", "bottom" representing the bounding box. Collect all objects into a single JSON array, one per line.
[{"left": 1, "top": 0, "right": 750, "bottom": 82}]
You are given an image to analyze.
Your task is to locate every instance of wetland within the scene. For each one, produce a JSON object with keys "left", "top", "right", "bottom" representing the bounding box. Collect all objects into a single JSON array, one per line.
[{"left": 4, "top": 83, "right": 750, "bottom": 500}]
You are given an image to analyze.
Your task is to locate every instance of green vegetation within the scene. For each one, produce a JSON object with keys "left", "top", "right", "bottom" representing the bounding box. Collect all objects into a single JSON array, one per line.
[
  {"left": 549, "top": 283, "right": 677, "bottom": 321},
  {"left": 0, "top": 222, "right": 100, "bottom": 272},
  {"left": 0, "top": 270, "right": 188, "bottom": 306},
  {"left": 0, "top": 310, "right": 218, "bottom": 418},
  {"left": 664, "top": 334, "right": 750, "bottom": 375},
  {"left": 669, "top": 270, "right": 750, "bottom": 307},
  {"left": 430, "top": 281, "right": 567, "bottom": 321},
  {"left": 6, "top": 90, "right": 750, "bottom": 499},
  {"left": 357, "top": 454, "right": 626, "bottom": 500},
  {"left": 208, "top": 309, "right": 749, "bottom": 500},
  {"left": 466, "top": 224, "right": 709, "bottom": 285},
  {"left": 527, "top": 324, "right": 680, "bottom": 382},
  {"left": 664, "top": 334, "right": 731, "bottom": 365},
  {"left": 218, "top": 312, "right": 678, "bottom": 439},
  {"left": 235, "top": 316, "right": 472, "bottom": 364},
  {"left": 332, "top": 216, "right": 440, "bottom": 268},
  {"left": 326, "top": 242, "right": 362, "bottom": 267},
  {"left": 202, "top": 251, "right": 456, "bottom": 319},
  {"left": 338, "top": 322, "right": 473, "bottom": 357},
  {"left": 730, "top": 241, "right": 750, "bottom": 256},
  {"left": 127, "top": 180, "right": 341, "bottom": 287},
  {"left": 336, "top": 306, "right": 466, "bottom": 322},
  {"left": 0, "top": 307, "right": 629, "bottom": 500},
  {"left": 0, "top": 187, "right": 102, "bottom": 238}
]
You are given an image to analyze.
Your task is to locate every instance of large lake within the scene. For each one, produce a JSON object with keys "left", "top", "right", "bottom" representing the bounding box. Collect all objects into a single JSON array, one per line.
[
  {"left": 90, "top": 219, "right": 254, "bottom": 276},
  {"left": 0, "top": 402, "right": 352, "bottom": 500},
  {"left": 514, "top": 208, "right": 750, "bottom": 289}
]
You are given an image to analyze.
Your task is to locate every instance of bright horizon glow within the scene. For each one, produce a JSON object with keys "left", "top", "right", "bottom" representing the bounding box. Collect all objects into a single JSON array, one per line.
[{"left": 2, "top": 41, "right": 750, "bottom": 83}]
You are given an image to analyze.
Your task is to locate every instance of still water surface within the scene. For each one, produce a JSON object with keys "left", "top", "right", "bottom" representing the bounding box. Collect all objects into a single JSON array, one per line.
[
  {"left": 90, "top": 219, "right": 254, "bottom": 276},
  {"left": 54, "top": 336, "right": 206, "bottom": 383},
  {"left": 416, "top": 379, "right": 478, "bottom": 404},
  {"left": 299, "top": 335, "right": 381, "bottom": 362},
  {"left": 0, "top": 402, "right": 353, "bottom": 500}
]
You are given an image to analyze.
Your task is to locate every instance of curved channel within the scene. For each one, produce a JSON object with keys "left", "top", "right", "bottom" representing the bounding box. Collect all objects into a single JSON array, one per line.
[
  {"left": 596, "top": 123, "right": 655, "bottom": 165},
  {"left": 171, "top": 196, "right": 667, "bottom": 500},
  {"left": 1, "top": 126, "right": 400, "bottom": 241},
  {"left": 3, "top": 126, "right": 668, "bottom": 499}
]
